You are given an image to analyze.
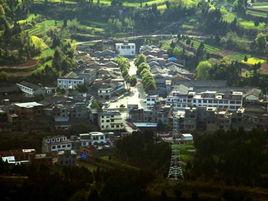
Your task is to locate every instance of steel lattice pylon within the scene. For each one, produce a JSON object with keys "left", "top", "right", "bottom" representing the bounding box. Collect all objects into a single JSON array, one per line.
[{"left": 167, "top": 131, "right": 184, "bottom": 181}]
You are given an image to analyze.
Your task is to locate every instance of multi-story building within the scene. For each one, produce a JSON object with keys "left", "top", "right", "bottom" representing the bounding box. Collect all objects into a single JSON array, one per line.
[
  {"left": 57, "top": 150, "right": 77, "bottom": 166},
  {"left": 145, "top": 95, "right": 160, "bottom": 109},
  {"left": 57, "top": 72, "right": 84, "bottom": 89},
  {"left": 52, "top": 102, "right": 89, "bottom": 128},
  {"left": 173, "top": 106, "right": 233, "bottom": 132},
  {"left": 42, "top": 136, "right": 73, "bottom": 153},
  {"left": 6, "top": 102, "right": 49, "bottom": 131},
  {"left": 17, "top": 81, "right": 45, "bottom": 97},
  {"left": 167, "top": 90, "right": 243, "bottom": 111},
  {"left": 79, "top": 132, "right": 107, "bottom": 147},
  {"left": 97, "top": 81, "right": 126, "bottom": 99},
  {"left": 173, "top": 108, "right": 197, "bottom": 132},
  {"left": 99, "top": 109, "right": 124, "bottom": 131},
  {"left": 129, "top": 106, "right": 171, "bottom": 127},
  {"left": 90, "top": 132, "right": 107, "bottom": 145},
  {"left": 115, "top": 43, "right": 136, "bottom": 56},
  {"left": 79, "top": 133, "right": 92, "bottom": 147}
]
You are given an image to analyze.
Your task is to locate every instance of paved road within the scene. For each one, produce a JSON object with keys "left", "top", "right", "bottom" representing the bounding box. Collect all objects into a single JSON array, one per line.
[
  {"left": 108, "top": 60, "right": 146, "bottom": 133},
  {"left": 109, "top": 60, "right": 146, "bottom": 111},
  {"left": 76, "top": 33, "right": 209, "bottom": 46}
]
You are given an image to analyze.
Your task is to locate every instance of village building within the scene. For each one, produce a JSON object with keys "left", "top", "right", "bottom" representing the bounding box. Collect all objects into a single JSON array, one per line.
[{"left": 115, "top": 42, "right": 136, "bottom": 56}]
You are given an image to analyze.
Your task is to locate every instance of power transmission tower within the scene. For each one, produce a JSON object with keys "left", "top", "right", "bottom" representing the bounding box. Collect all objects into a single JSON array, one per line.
[{"left": 167, "top": 131, "right": 184, "bottom": 181}]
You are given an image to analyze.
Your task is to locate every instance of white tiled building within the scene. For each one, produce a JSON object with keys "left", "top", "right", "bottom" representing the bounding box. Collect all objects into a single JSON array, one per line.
[
  {"left": 42, "top": 136, "right": 72, "bottom": 153},
  {"left": 90, "top": 132, "right": 107, "bottom": 145},
  {"left": 79, "top": 132, "right": 107, "bottom": 146},
  {"left": 99, "top": 109, "right": 124, "bottom": 131},
  {"left": 115, "top": 43, "right": 136, "bottom": 56},
  {"left": 17, "top": 81, "right": 45, "bottom": 97},
  {"left": 167, "top": 90, "right": 243, "bottom": 111},
  {"left": 146, "top": 95, "right": 160, "bottom": 109},
  {"left": 57, "top": 72, "right": 84, "bottom": 89}
]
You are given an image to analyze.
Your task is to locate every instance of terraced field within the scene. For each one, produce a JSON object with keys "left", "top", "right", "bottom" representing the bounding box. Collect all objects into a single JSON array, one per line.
[
  {"left": 247, "top": 1, "right": 268, "bottom": 18},
  {"left": 221, "top": 6, "right": 267, "bottom": 31},
  {"left": 28, "top": 20, "right": 63, "bottom": 36},
  {"left": 35, "top": 0, "right": 198, "bottom": 8}
]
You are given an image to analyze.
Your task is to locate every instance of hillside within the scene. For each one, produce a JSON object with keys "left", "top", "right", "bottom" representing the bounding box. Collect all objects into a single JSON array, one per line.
[{"left": 0, "top": 0, "right": 267, "bottom": 87}]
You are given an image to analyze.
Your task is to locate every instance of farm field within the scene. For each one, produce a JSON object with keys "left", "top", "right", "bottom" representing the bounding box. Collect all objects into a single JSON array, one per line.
[
  {"left": 242, "top": 57, "right": 266, "bottom": 65},
  {"left": 191, "top": 39, "right": 221, "bottom": 54},
  {"left": 221, "top": 6, "right": 266, "bottom": 31},
  {"left": 172, "top": 143, "right": 195, "bottom": 165},
  {"left": 17, "top": 14, "right": 41, "bottom": 25},
  {"left": 28, "top": 20, "right": 63, "bottom": 36},
  {"left": 34, "top": 0, "right": 198, "bottom": 8},
  {"left": 246, "top": 1, "right": 268, "bottom": 18},
  {"left": 246, "top": 9, "right": 267, "bottom": 18},
  {"left": 252, "top": 1, "right": 268, "bottom": 11}
]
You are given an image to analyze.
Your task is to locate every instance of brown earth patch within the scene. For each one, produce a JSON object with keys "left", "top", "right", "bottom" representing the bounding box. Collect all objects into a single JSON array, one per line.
[{"left": 261, "top": 63, "right": 268, "bottom": 75}]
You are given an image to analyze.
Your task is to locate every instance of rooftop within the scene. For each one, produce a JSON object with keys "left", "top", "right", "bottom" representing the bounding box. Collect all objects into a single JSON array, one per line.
[
  {"left": 14, "top": 102, "right": 43, "bottom": 108},
  {"left": 90, "top": 131, "right": 105, "bottom": 136},
  {"left": 133, "top": 122, "right": 157, "bottom": 128},
  {"left": 18, "top": 81, "right": 41, "bottom": 90}
]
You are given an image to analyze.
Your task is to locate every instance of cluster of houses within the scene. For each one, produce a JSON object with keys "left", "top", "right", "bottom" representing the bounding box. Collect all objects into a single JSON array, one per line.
[
  {"left": 127, "top": 78, "right": 268, "bottom": 132},
  {"left": 139, "top": 45, "right": 193, "bottom": 96},
  {"left": 0, "top": 96, "right": 126, "bottom": 133},
  {"left": 0, "top": 132, "right": 110, "bottom": 167},
  {"left": 1, "top": 41, "right": 268, "bottom": 167}
]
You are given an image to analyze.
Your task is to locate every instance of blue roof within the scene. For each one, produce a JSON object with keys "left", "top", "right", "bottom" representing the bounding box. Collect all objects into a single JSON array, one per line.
[
  {"left": 133, "top": 122, "right": 157, "bottom": 128},
  {"left": 168, "top": 57, "right": 177, "bottom": 62}
]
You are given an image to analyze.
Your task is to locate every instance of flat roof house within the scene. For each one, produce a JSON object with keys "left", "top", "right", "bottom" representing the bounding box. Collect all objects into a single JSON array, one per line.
[
  {"left": 115, "top": 43, "right": 136, "bottom": 57},
  {"left": 57, "top": 72, "right": 85, "bottom": 89},
  {"left": 99, "top": 109, "right": 124, "bottom": 131},
  {"left": 17, "top": 81, "right": 45, "bottom": 97}
]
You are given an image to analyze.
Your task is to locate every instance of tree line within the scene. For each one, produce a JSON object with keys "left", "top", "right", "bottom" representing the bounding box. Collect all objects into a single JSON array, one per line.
[
  {"left": 135, "top": 54, "right": 156, "bottom": 93},
  {"left": 115, "top": 56, "right": 137, "bottom": 87}
]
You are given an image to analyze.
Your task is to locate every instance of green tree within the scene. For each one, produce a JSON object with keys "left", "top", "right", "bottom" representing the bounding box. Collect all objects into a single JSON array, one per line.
[
  {"left": 134, "top": 54, "right": 146, "bottom": 67},
  {"left": 129, "top": 76, "right": 137, "bottom": 86},
  {"left": 255, "top": 33, "right": 267, "bottom": 52},
  {"left": 0, "top": 5, "right": 5, "bottom": 18},
  {"left": 196, "top": 60, "right": 212, "bottom": 80}
]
